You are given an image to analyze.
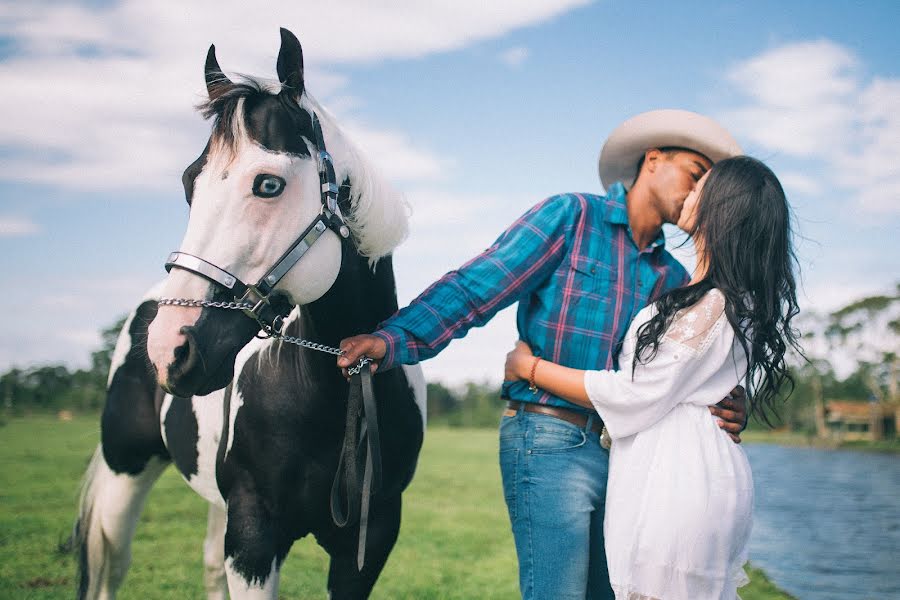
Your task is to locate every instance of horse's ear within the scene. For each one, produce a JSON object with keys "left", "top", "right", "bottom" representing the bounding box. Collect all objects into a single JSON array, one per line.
[
  {"left": 276, "top": 28, "right": 304, "bottom": 101},
  {"left": 205, "top": 44, "right": 232, "bottom": 98}
]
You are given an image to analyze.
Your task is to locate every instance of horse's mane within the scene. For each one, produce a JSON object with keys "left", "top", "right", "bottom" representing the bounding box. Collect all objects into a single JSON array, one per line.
[{"left": 197, "top": 76, "right": 409, "bottom": 262}]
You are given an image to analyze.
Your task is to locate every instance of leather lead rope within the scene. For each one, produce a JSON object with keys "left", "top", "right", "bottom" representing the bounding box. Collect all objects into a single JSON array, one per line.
[{"left": 330, "top": 366, "right": 382, "bottom": 571}]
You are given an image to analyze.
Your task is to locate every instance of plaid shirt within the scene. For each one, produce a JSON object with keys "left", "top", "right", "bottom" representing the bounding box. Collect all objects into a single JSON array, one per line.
[{"left": 374, "top": 183, "right": 689, "bottom": 411}]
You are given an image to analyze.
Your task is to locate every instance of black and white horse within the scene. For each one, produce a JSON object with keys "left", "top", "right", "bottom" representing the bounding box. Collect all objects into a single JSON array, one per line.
[{"left": 75, "top": 29, "right": 426, "bottom": 599}]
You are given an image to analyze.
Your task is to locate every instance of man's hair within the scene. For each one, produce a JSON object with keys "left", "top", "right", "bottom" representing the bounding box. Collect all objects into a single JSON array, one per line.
[{"left": 632, "top": 146, "right": 700, "bottom": 185}]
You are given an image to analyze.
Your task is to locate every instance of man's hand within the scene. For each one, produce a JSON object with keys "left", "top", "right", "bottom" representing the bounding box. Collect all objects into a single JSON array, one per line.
[
  {"left": 710, "top": 385, "right": 748, "bottom": 444},
  {"left": 337, "top": 334, "right": 387, "bottom": 378}
]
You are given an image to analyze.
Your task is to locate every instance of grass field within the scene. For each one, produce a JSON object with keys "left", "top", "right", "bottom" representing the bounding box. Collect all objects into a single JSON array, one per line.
[{"left": 0, "top": 414, "right": 794, "bottom": 599}]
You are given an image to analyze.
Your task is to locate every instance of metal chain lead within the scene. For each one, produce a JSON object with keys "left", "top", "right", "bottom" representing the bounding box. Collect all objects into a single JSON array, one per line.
[
  {"left": 158, "top": 298, "right": 255, "bottom": 310},
  {"left": 158, "top": 297, "right": 372, "bottom": 375}
]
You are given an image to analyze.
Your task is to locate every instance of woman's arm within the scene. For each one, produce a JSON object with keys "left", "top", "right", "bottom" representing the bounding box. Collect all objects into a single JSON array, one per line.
[
  {"left": 505, "top": 340, "right": 593, "bottom": 408},
  {"left": 504, "top": 291, "right": 734, "bottom": 439}
]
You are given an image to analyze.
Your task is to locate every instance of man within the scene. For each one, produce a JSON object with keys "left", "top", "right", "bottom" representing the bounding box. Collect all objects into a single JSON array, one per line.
[{"left": 338, "top": 109, "right": 748, "bottom": 599}]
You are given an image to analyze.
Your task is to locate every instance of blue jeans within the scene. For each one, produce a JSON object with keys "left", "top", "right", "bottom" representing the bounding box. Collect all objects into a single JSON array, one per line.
[{"left": 499, "top": 407, "right": 614, "bottom": 600}]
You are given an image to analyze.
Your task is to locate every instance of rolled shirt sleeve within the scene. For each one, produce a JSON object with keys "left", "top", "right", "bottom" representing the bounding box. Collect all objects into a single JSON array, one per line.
[{"left": 373, "top": 195, "right": 579, "bottom": 371}]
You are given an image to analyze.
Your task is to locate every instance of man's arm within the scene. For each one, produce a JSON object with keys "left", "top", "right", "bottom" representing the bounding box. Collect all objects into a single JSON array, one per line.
[{"left": 338, "top": 195, "right": 580, "bottom": 372}]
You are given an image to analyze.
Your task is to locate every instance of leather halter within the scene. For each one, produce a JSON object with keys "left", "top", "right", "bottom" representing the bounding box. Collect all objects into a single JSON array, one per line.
[{"left": 164, "top": 112, "right": 351, "bottom": 333}]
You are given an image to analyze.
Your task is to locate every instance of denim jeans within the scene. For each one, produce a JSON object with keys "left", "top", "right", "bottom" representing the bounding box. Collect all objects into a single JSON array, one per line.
[{"left": 499, "top": 406, "right": 614, "bottom": 600}]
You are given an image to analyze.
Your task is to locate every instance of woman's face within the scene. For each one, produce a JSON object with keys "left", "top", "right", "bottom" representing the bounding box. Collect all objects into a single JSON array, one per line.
[{"left": 676, "top": 169, "right": 710, "bottom": 233}]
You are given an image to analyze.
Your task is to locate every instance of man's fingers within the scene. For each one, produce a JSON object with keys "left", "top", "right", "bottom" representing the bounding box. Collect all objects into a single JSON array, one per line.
[
  {"left": 715, "top": 418, "right": 743, "bottom": 434},
  {"left": 709, "top": 406, "right": 740, "bottom": 422},
  {"left": 715, "top": 397, "right": 740, "bottom": 411},
  {"left": 337, "top": 339, "right": 365, "bottom": 367},
  {"left": 728, "top": 433, "right": 742, "bottom": 444}
]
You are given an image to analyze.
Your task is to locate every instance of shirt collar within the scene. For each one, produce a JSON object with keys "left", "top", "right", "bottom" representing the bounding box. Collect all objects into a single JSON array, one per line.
[{"left": 604, "top": 182, "right": 667, "bottom": 251}]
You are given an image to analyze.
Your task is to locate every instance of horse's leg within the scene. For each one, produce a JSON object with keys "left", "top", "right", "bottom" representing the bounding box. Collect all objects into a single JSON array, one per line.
[
  {"left": 203, "top": 503, "right": 228, "bottom": 600},
  {"left": 75, "top": 297, "right": 171, "bottom": 599},
  {"left": 221, "top": 479, "right": 291, "bottom": 600},
  {"left": 76, "top": 447, "right": 169, "bottom": 599},
  {"left": 324, "top": 495, "right": 402, "bottom": 600}
]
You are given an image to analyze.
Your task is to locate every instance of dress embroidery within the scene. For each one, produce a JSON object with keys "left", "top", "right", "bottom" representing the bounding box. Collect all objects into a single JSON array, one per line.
[{"left": 663, "top": 289, "right": 726, "bottom": 354}]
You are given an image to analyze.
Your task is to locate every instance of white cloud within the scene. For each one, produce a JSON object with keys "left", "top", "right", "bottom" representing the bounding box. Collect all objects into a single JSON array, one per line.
[
  {"left": 0, "top": 274, "right": 160, "bottom": 370},
  {"left": 0, "top": 0, "right": 589, "bottom": 192},
  {"left": 779, "top": 172, "right": 823, "bottom": 197},
  {"left": 0, "top": 215, "right": 41, "bottom": 237},
  {"left": 499, "top": 46, "right": 530, "bottom": 68},
  {"left": 341, "top": 122, "right": 453, "bottom": 183},
  {"left": 723, "top": 40, "right": 900, "bottom": 214}
]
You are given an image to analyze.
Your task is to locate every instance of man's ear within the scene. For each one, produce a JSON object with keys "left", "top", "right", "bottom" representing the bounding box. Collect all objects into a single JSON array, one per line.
[{"left": 643, "top": 148, "right": 663, "bottom": 173}]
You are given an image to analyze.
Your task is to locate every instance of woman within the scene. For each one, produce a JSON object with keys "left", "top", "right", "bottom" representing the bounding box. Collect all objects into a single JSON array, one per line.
[{"left": 505, "top": 156, "right": 800, "bottom": 600}]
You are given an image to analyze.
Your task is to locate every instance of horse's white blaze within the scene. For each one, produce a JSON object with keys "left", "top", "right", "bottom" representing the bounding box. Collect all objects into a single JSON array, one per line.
[
  {"left": 402, "top": 364, "right": 428, "bottom": 432},
  {"left": 224, "top": 556, "right": 279, "bottom": 600}
]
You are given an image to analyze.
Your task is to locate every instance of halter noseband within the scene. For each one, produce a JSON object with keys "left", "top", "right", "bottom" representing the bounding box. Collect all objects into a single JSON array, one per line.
[{"left": 164, "top": 112, "right": 351, "bottom": 333}]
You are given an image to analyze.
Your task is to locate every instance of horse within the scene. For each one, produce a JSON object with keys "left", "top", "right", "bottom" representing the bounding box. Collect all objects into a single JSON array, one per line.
[{"left": 73, "top": 28, "right": 426, "bottom": 599}]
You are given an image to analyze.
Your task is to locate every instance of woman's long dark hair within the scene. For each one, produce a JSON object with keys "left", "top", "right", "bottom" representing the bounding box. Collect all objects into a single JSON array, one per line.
[{"left": 633, "top": 156, "right": 802, "bottom": 425}]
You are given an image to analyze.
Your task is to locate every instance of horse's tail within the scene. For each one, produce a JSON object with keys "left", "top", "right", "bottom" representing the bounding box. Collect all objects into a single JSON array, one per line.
[{"left": 73, "top": 445, "right": 107, "bottom": 600}]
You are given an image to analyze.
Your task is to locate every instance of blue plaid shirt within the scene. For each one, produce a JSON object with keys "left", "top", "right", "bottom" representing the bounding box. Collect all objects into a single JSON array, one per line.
[{"left": 374, "top": 183, "right": 689, "bottom": 411}]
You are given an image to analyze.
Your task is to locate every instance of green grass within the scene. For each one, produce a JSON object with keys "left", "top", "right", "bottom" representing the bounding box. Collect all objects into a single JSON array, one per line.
[{"left": 0, "top": 414, "right": 794, "bottom": 599}]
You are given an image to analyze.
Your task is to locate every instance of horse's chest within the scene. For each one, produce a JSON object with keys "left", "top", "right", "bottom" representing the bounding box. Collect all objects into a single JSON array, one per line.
[{"left": 160, "top": 392, "right": 226, "bottom": 508}]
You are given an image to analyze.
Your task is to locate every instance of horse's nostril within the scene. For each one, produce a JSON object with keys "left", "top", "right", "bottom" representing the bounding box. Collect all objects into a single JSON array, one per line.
[{"left": 169, "top": 329, "right": 201, "bottom": 385}]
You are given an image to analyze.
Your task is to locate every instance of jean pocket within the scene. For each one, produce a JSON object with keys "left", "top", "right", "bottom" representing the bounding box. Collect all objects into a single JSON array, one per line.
[
  {"left": 499, "top": 414, "right": 521, "bottom": 441},
  {"left": 499, "top": 447, "right": 519, "bottom": 519},
  {"left": 530, "top": 417, "right": 587, "bottom": 454}
]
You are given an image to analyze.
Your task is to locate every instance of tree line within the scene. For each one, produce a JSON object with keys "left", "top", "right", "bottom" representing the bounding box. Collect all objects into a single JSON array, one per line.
[{"left": 3, "top": 286, "right": 897, "bottom": 432}]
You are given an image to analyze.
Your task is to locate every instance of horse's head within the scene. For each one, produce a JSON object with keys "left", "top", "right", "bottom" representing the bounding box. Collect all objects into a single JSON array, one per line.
[{"left": 147, "top": 29, "right": 406, "bottom": 397}]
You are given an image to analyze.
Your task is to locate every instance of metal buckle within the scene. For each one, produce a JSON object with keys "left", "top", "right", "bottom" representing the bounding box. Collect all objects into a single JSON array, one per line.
[{"left": 238, "top": 287, "right": 267, "bottom": 316}]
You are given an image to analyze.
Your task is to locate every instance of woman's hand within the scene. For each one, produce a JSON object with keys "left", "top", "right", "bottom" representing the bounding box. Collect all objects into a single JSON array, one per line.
[{"left": 504, "top": 340, "right": 535, "bottom": 382}]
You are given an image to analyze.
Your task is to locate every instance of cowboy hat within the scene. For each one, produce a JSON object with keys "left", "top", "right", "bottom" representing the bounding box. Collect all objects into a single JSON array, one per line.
[{"left": 598, "top": 109, "right": 742, "bottom": 191}]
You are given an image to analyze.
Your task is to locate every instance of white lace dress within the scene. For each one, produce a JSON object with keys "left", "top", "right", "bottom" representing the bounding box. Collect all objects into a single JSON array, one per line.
[{"left": 584, "top": 289, "right": 753, "bottom": 600}]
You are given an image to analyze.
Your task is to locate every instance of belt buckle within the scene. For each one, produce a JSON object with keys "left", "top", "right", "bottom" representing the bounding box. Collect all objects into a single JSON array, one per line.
[{"left": 600, "top": 426, "right": 612, "bottom": 449}]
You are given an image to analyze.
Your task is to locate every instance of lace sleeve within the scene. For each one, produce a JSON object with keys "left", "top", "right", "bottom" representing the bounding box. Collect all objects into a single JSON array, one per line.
[
  {"left": 663, "top": 289, "right": 726, "bottom": 354},
  {"left": 583, "top": 288, "right": 734, "bottom": 439}
]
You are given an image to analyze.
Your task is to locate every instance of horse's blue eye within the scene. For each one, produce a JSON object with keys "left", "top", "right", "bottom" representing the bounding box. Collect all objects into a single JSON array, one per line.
[{"left": 253, "top": 174, "right": 286, "bottom": 198}]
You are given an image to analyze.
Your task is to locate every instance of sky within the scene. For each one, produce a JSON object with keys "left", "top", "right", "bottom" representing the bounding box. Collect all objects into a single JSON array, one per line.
[{"left": 1, "top": 0, "right": 898, "bottom": 386}]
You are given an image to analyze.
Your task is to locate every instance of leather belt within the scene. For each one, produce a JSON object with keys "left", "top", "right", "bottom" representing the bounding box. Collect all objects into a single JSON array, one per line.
[{"left": 505, "top": 401, "right": 603, "bottom": 433}]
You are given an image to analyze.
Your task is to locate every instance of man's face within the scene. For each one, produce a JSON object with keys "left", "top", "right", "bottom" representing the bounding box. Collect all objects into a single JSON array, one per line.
[{"left": 647, "top": 149, "right": 712, "bottom": 224}]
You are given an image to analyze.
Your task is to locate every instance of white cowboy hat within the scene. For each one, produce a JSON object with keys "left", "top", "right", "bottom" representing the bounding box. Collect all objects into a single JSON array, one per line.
[{"left": 598, "top": 109, "right": 742, "bottom": 191}]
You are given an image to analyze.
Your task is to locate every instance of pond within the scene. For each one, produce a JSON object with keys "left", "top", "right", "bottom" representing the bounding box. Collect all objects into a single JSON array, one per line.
[{"left": 745, "top": 444, "right": 900, "bottom": 599}]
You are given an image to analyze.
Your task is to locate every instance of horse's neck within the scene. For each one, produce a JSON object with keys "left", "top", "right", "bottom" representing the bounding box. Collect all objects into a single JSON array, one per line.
[{"left": 297, "top": 246, "right": 399, "bottom": 359}]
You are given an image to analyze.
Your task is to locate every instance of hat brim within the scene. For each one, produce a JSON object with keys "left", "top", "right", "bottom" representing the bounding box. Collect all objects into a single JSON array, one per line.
[{"left": 598, "top": 109, "right": 742, "bottom": 191}]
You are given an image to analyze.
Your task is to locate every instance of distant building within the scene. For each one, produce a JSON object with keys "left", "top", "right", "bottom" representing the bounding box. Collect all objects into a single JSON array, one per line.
[{"left": 822, "top": 400, "right": 899, "bottom": 441}]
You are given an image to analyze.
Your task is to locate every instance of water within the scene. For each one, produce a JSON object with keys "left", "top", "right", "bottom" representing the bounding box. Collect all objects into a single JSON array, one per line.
[{"left": 745, "top": 444, "right": 900, "bottom": 599}]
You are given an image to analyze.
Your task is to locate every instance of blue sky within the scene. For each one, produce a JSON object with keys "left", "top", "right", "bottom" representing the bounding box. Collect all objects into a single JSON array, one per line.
[{"left": 1, "top": 1, "right": 898, "bottom": 384}]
